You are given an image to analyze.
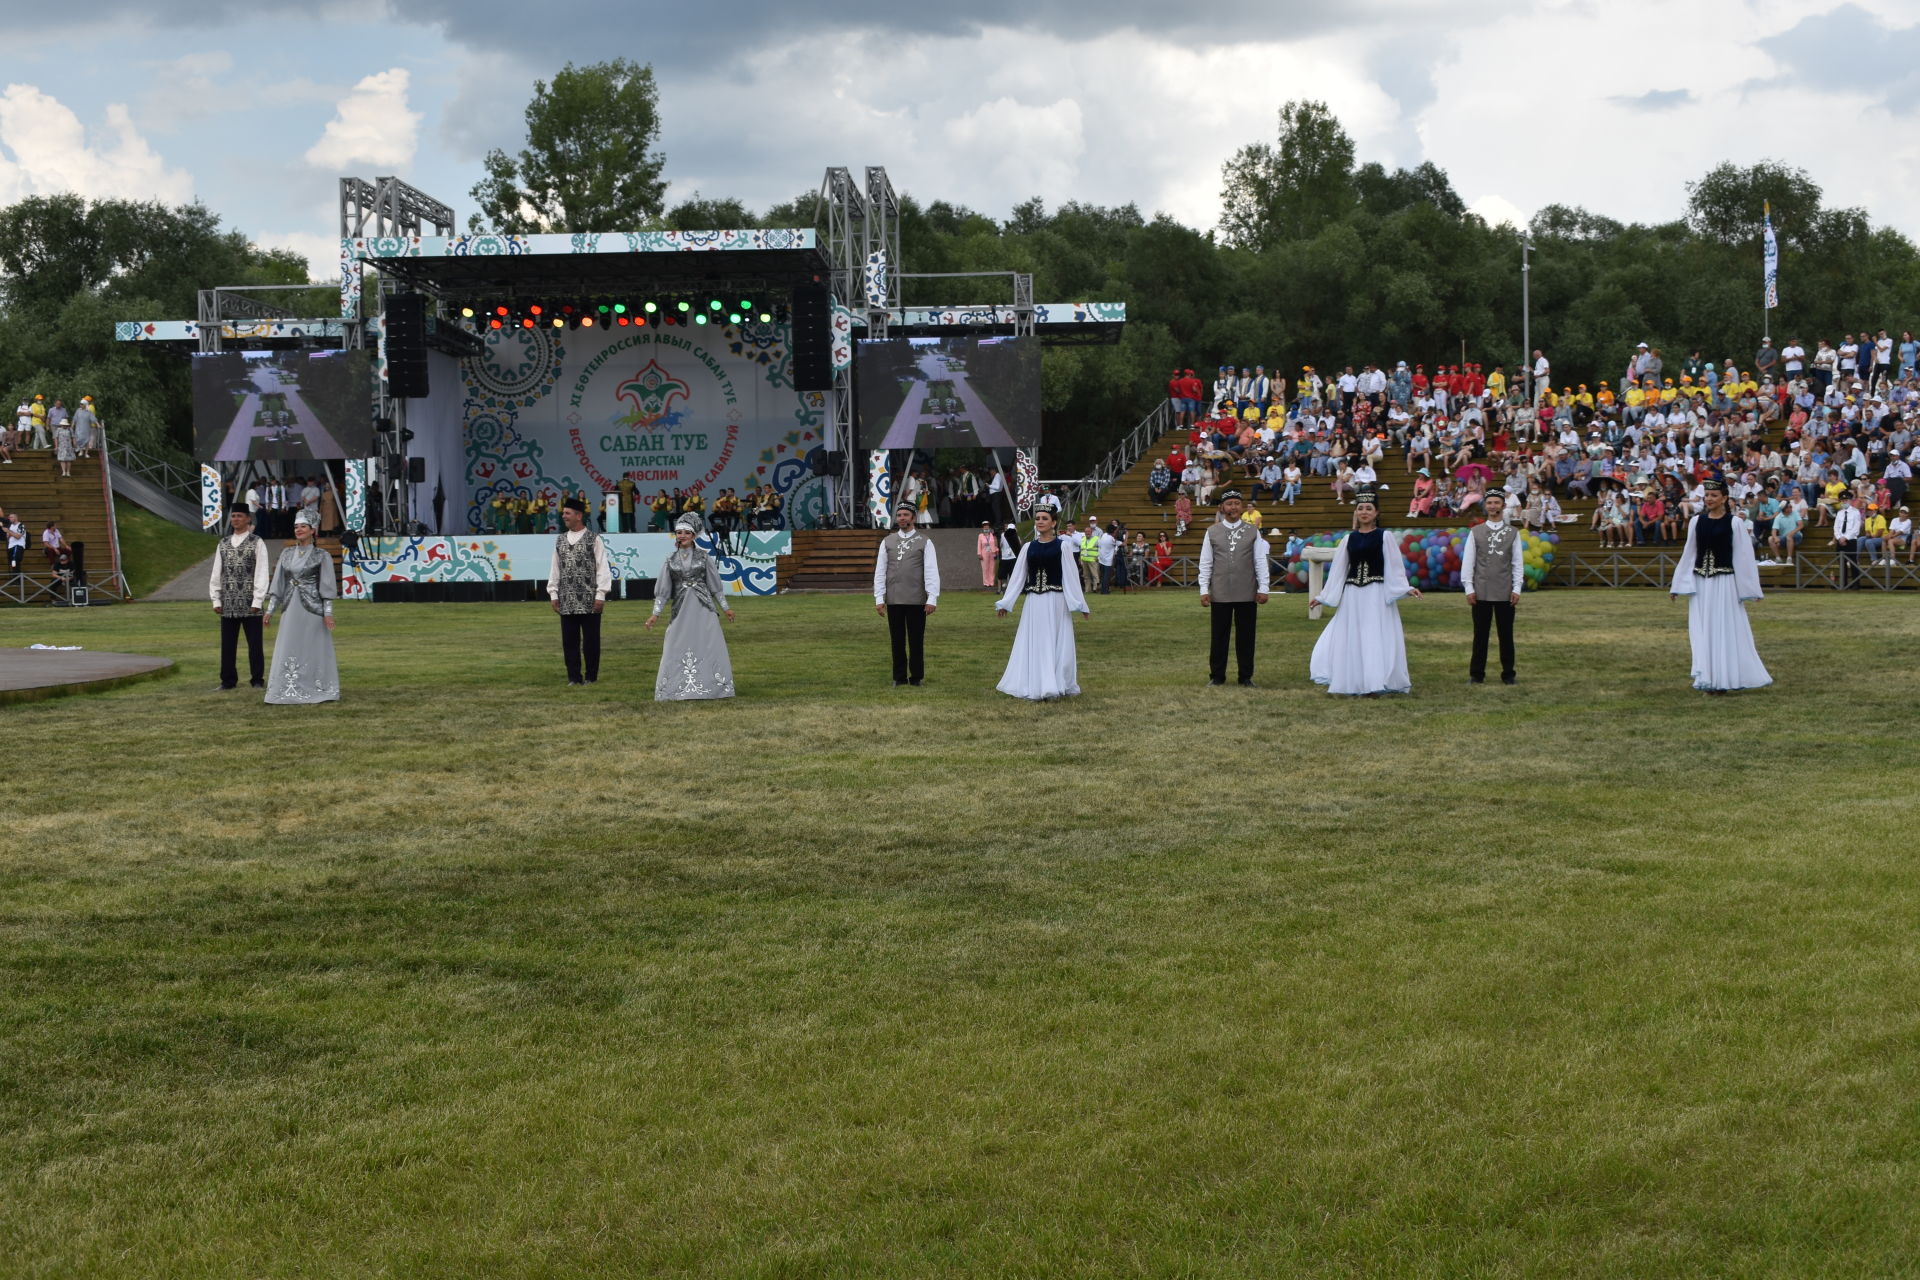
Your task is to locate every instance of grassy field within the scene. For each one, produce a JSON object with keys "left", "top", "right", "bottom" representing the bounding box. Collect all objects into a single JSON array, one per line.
[
  {"left": 113, "top": 498, "right": 211, "bottom": 598},
  {"left": 5, "top": 590, "right": 1919, "bottom": 1277}
]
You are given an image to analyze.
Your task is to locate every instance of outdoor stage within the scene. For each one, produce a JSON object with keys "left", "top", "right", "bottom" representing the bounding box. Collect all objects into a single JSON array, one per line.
[{"left": 0, "top": 649, "right": 174, "bottom": 704}]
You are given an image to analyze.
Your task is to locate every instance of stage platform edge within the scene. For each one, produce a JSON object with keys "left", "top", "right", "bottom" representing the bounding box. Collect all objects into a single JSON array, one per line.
[{"left": 0, "top": 650, "right": 176, "bottom": 705}]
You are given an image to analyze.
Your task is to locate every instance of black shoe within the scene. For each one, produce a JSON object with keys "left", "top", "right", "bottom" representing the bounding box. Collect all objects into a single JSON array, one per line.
[
  {"left": 909, "top": 678, "right": 922, "bottom": 686},
  {"left": 216, "top": 683, "right": 237, "bottom": 692},
  {"left": 1237, "top": 678, "right": 1256, "bottom": 687},
  {"left": 1208, "top": 677, "right": 1225, "bottom": 686},
  {"left": 585, "top": 678, "right": 597, "bottom": 684},
  {"left": 892, "top": 680, "right": 906, "bottom": 687},
  {"left": 567, "top": 679, "right": 584, "bottom": 686},
  {"left": 1468, "top": 677, "right": 1485, "bottom": 685},
  {"left": 1501, "top": 674, "right": 1517, "bottom": 685},
  {"left": 249, "top": 680, "right": 265, "bottom": 689}
]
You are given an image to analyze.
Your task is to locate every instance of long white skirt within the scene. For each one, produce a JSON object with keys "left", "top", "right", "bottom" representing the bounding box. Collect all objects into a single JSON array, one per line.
[
  {"left": 1309, "top": 582, "right": 1412, "bottom": 695},
  {"left": 998, "top": 591, "right": 1080, "bottom": 700},
  {"left": 1687, "top": 574, "right": 1772, "bottom": 691}
]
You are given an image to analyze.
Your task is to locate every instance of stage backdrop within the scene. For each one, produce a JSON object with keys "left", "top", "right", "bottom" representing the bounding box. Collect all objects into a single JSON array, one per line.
[
  {"left": 449, "top": 321, "right": 831, "bottom": 535},
  {"left": 339, "top": 531, "right": 792, "bottom": 601}
]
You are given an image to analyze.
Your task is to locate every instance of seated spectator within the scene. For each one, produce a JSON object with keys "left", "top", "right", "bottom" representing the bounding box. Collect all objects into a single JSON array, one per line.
[
  {"left": 1407, "top": 469, "right": 1435, "bottom": 517},
  {"left": 1635, "top": 490, "right": 1666, "bottom": 545},
  {"left": 1172, "top": 491, "right": 1194, "bottom": 536},
  {"left": 1148, "top": 460, "right": 1175, "bottom": 505},
  {"left": 1769, "top": 497, "right": 1803, "bottom": 563},
  {"left": 1891, "top": 505, "right": 1914, "bottom": 563},
  {"left": 1862, "top": 504, "right": 1889, "bottom": 564},
  {"left": 1281, "top": 461, "right": 1302, "bottom": 505}
]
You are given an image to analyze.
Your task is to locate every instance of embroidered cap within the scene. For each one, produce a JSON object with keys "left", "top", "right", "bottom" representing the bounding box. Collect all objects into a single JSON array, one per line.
[{"left": 292, "top": 508, "right": 317, "bottom": 528}]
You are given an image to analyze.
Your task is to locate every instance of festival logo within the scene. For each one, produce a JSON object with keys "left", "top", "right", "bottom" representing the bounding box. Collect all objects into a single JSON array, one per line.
[
  {"left": 562, "top": 331, "right": 743, "bottom": 495},
  {"left": 614, "top": 361, "right": 690, "bottom": 431}
]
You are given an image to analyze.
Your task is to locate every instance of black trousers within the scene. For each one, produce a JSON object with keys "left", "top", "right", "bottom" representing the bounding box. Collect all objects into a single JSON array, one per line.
[
  {"left": 1838, "top": 539, "right": 1861, "bottom": 588},
  {"left": 219, "top": 615, "right": 264, "bottom": 687},
  {"left": 1470, "top": 600, "right": 1516, "bottom": 680},
  {"left": 560, "top": 612, "right": 602, "bottom": 681},
  {"left": 1209, "top": 601, "right": 1258, "bottom": 682},
  {"left": 886, "top": 604, "right": 927, "bottom": 683}
]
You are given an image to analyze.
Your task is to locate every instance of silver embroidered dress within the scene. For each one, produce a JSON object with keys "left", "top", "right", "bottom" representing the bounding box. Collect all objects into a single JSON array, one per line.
[
  {"left": 652, "top": 545, "right": 734, "bottom": 701},
  {"left": 263, "top": 544, "right": 340, "bottom": 704}
]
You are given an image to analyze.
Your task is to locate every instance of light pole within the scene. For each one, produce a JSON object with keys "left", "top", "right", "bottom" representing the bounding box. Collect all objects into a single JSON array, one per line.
[{"left": 1520, "top": 227, "right": 1531, "bottom": 403}]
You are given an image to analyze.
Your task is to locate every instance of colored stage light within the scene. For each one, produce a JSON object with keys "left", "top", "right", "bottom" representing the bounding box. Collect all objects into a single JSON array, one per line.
[
  {"left": 728, "top": 311, "right": 742, "bottom": 324},
  {"left": 740, "top": 299, "right": 752, "bottom": 310},
  {"left": 597, "top": 303, "right": 610, "bottom": 314},
  {"left": 616, "top": 315, "right": 629, "bottom": 326},
  {"left": 694, "top": 313, "right": 708, "bottom": 325},
  {"left": 522, "top": 318, "right": 535, "bottom": 328},
  {"left": 708, "top": 299, "right": 722, "bottom": 311},
  {"left": 529, "top": 304, "right": 543, "bottom": 316},
  {"left": 460, "top": 306, "right": 475, "bottom": 318},
  {"left": 495, "top": 306, "right": 509, "bottom": 316},
  {"left": 581, "top": 315, "right": 595, "bottom": 327},
  {"left": 644, "top": 301, "right": 658, "bottom": 314},
  {"left": 676, "top": 300, "right": 690, "bottom": 312},
  {"left": 758, "top": 311, "right": 772, "bottom": 323},
  {"left": 552, "top": 317, "right": 565, "bottom": 328},
  {"left": 613, "top": 303, "right": 627, "bottom": 314},
  {"left": 490, "top": 318, "right": 503, "bottom": 330},
  {"left": 635, "top": 316, "right": 647, "bottom": 326},
  {"left": 561, "top": 304, "right": 575, "bottom": 316}
]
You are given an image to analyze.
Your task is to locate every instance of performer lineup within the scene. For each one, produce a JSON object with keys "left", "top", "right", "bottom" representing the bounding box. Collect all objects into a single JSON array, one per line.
[{"left": 218, "top": 487, "right": 1773, "bottom": 705}]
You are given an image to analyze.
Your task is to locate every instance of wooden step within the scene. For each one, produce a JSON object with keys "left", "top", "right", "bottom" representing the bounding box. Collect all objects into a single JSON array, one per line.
[{"left": 0, "top": 451, "right": 120, "bottom": 589}]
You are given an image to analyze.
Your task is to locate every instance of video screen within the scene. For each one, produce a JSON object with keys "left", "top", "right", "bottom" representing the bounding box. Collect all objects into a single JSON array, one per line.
[
  {"left": 192, "top": 350, "right": 375, "bottom": 462},
  {"left": 856, "top": 336, "right": 1041, "bottom": 450}
]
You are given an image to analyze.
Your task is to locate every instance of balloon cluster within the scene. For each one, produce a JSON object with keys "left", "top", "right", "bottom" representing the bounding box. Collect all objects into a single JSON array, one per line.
[{"left": 1277, "top": 526, "right": 1560, "bottom": 592}]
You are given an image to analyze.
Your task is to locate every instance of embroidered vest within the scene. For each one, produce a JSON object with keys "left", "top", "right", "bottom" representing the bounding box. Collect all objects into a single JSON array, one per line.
[
  {"left": 1205, "top": 522, "right": 1256, "bottom": 602},
  {"left": 882, "top": 532, "right": 929, "bottom": 605},
  {"left": 554, "top": 531, "right": 599, "bottom": 613},
  {"left": 1470, "top": 522, "right": 1517, "bottom": 600},
  {"left": 220, "top": 534, "right": 261, "bottom": 616}
]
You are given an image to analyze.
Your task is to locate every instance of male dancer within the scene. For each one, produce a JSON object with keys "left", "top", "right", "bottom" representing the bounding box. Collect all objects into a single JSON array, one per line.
[
  {"left": 1197, "top": 489, "right": 1269, "bottom": 685},
  {"left": 873, "top": 499, "right": 940, "bottom": 686},
  {"left": 1462, "top": 488, "right": 1524, "bottom": 684},
  {"left": 209, "top": 503, "right": 269, "bottom": 690},
  {"left": 547, "top": 497, "right": 610, "bottom": 685}
]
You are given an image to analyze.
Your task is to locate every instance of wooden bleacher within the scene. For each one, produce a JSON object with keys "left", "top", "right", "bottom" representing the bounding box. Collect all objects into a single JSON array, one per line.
[
  {"left": 777, "top": 528, "right": 887, "bottom": 590},
  {"left": 0, "top": 450, "right": 124, "bottom": 604}
]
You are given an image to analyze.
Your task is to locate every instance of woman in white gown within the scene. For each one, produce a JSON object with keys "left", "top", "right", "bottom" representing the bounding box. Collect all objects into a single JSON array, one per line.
[
  {"left": 1309, "top": 491, "right": 1422, "bottom": 695},
  {"left": 1670, "top": 477, "right": 1771, "bottom": 693},
  {"left": 993, "top": 508, "right": 1091, "bottom": 700}
]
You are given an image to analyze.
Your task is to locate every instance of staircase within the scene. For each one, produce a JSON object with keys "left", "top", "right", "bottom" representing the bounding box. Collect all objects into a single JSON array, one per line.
[
  {"left": 777, "top": 529, "right": 887, "bottom": 591},
  {"left": 0, "top": 450, "right": 125, "bottom": 603}
]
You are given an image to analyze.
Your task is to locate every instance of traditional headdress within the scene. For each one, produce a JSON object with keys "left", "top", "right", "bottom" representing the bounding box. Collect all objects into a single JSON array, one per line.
[
  {"left": 292, "top": 507, "right": 318, "bottom": 528},
  {"left": 562, "top": 496, "right": 587, "bottom": 514},
  {"left": 1354, "top": 491, "right": 1379, "bottom": 507},
  {"left": 673, "top": 514, "right": 701, "bottom": 533}
]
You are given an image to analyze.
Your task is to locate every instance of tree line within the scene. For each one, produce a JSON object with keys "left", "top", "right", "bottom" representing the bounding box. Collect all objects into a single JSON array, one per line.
[{"left": 5, "top": 59, "right": 1915, "bottom": 479}]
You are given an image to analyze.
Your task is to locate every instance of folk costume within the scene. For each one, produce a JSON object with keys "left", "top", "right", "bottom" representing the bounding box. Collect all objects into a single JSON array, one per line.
[
  {"left": 1461, "top": 514, "right": 1525, "bottom": 684},
  {"left": 652, "top": 519, "right": 735, "bottom": 701},
  {"left": 1670, "top": 485, "right": 1771, "bottom": 692},
  {"left": 548, "top": 500, "right": 612, "bottom": 685},
  {"left": 209, "top": 512, "right": 269, "bottom": 690},
  {"left": 263, "top": 510, "right": 339, "bottom": 704},
  {"left": 993, "top": 532, "right": 1090, "bottom": 701},
  {"left": 1309, "top": 502, "right": 1416, "bottom": 696},
  {"left": 1197, "top": 492, "right": 1270, "bottom": 684},
  {"left": 874, "top": 507, "right": 941, "bottom": 686}
]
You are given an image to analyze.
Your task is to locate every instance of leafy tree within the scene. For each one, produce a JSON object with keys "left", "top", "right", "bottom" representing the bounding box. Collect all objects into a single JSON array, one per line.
[
  {"left": 1219, "top": 100, "right": 1356, "bottom": 250},
  {"left": 469, "top": 59, "right": 667, "bottom": 234},
  {"left": 662, "top": 193, "right": 756, "bottom": 231}
]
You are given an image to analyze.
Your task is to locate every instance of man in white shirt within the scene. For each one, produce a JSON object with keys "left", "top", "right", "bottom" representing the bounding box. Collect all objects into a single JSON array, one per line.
[
  {"left": 1780, "top": 338, "right": 1805, "bottom": 380},
  {"left": 547, "top": 497, "right": 611, "bottom": 684},
  {"left": 1532, "top": 350, "right": 1550, "bottom": 405},
  {"left": 1831, "top": 493, "right": 1864, "bottom": 588},
  {"left": 1463, "top": 489, "right": 1525, "bottom": 684},
  {"left": 1197, "top": 490, "right": 1270, "bottom": 685},
  {"left": 1336, "top": 367, "right": 1359, "bottom": 424},
  {"left": 5, "top": 512, "right": 25, "bottom": 573},
  {"left": 1095, "top": 522, "right": 1120, "bottom": 595},
  {"left": 209, "top": 503, "right": 270, "bottom": 690},
  {"left": 873, "top": 500, "right": 940, "bottom": 687}
]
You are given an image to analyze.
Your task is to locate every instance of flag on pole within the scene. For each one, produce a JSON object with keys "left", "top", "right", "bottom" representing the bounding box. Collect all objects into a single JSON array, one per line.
[{"left": 1763, "top": 200, "right": 1779, "bottom": 310}]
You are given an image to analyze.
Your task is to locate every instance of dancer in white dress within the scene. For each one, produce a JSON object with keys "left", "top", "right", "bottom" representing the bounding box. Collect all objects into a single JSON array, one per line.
[
  {"left": 993, "top": 508, "right": 1091, "bottom": 700},
  {"left": 1309, "top": 491, "right": 1422, "bottom": 695},
  {"left": 1670, "top": 477, "right": 1771, "bottom": 693}
]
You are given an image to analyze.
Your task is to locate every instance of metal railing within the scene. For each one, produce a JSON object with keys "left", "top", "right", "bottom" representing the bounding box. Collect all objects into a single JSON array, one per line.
[
  {"left": 108, "top": 438, "right": 200, "bottom": 503},
  {"left": 1042, "top": 399, "right": 1174, "bottom": 519},
  {"left": 1558, "top": 551, "right": 1920, "bottom": 590}
]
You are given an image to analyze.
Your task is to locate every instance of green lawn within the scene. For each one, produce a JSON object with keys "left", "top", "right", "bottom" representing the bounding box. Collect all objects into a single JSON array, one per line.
[
  {"left": 5, "top": 591, "right": 1918, "bottom": 1277},
  {"left": 113, "top": 497, "right": 210, "bottom": 598}
]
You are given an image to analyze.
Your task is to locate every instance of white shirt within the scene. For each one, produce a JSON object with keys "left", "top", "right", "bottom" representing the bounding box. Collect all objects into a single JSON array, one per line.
[
  {"left": 5, "top": 519, "right": 24, "bottom": 549},
  {"left": 872, "top": 528, "right": 941, "bottom": 606},
  {"left": 1196, "top": 519, "right": 1271, "bottom": 595},
  {"left": 1337, "top": 373, "right": 1359, "bottom": 394},
  {"left": 208, "top": 530, "right": 270, "bottom": 609},
  {"left": 1096, "top": 531, "right": 1119, "bottom": 566},
  {"left": 1833, "top": 506, "right": 1864, "bottom": 541},
  {"left": 545, "top": 527, "right": 612, "bottom": 601},
  {"left": 1781, "top": 344, "right": 1804, "bottom": 371},
  {"left": 1533, "top": 356, "right": 1550, "bottom": 380}
]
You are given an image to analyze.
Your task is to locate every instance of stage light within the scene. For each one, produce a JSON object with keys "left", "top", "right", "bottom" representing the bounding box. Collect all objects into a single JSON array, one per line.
[
  {"left": 521, "top": 318, "right": 535, "bottom": 329},
  {"left": 529, "top": 304, "right": 543, "bottom": 317},
  {"left": 495, "top": 306, "right": 509, "bottom": 317},
  {"left": 644, "top": 301, "right": 658, "bottom": 314},
  {"left": 552, "top": 317, "right": 565, "bottom": 328},
  {"left": 460, "top": 306, "right": 475, "bottom": 319},
  {"left": 490, "top": 318, "right": 503, "bottom": 330},
  {"left": 695, "top": 313, "right": 709, "bottom": 325},
  {"left": 708, "top": 299, "right": 722, "bottom": 312},
  {"left": 676, "top": 300, "right": 690, "bottom": 313},
  {"left": 616, "top": 315, "right": 630, "bottom": 326},
  {"left": 581, "top": 315, "right": 595, "bottom": 328},
  {"left": 634, "top": 315, "right": 647, "bottom": 326},
  {"left": 728, "top": 311, "right": 743, "bottom": 324},
  {"left": 758, "top": 310, "right": 772, "bottom": 323},
  {"left": 740, "top": 298, "right": 752, "bottom": 310},
  {"left": 597, "top": 303, "right": 610, "bottom": 314}
]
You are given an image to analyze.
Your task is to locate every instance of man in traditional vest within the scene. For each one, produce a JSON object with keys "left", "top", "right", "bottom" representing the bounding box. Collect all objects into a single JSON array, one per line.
[
  {"left": 873, "top": 499, "right": 940, "bottom": 687},
  {"left": 547, "top": 497, "right": 610, "bottom": 685},
  {"left": 208, "top": 503, "right": 269, "bottom": 690},
  {"left": 1198, "top": 490, "right": 1269, "bottom": 685},
  {"left": 1462, "top": 488, "right": 1525, "bottom": 684}
]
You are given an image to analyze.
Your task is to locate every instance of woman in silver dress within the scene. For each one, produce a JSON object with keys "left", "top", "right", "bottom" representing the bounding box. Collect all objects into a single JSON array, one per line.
[
  {"left": 262, "top": 509, "right": 339, "bottom": 704},
  {"left": 644, "top": 515, "right": 736, "bottom": 700}
]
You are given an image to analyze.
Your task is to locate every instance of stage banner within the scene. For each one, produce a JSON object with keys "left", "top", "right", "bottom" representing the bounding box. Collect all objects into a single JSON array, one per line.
[
  {"left": 344, "top": 460, "right": 367, "bottom": 532},
  {"left": 456, "top": 321, "right": 830, "bottom": 538},
  {"left": 867, "top": 449, "right": 892, "bottom": 527},
  {"left": 339, "top": 530, "right": 792, "bottom": 601},
  {"left": 200, "top": 464, "right": 222, "bottom": 531}
]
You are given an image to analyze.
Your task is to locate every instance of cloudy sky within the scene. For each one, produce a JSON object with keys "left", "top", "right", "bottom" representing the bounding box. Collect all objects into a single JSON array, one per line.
[{"left": 3, "top": 0, "right": 1917, "bottom": 287}]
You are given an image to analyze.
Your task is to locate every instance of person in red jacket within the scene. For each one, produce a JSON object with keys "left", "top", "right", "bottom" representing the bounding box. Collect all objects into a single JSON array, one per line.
[{"left": 1411, "top": 365, "right": 1429, "bottom": 399}]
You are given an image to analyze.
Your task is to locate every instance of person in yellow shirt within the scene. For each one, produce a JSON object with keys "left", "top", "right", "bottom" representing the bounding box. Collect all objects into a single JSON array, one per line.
[
  {"left": 1818, "top": 478, "right": 1848, "bottom": 526},
  {"left": 1486, "top": 367, "right": 1507, "bottom": 400},
  {"left": 1624, "top": 385, "right": 1646, "bottom": 411},
  {"left": 1660, "top": 379, "right": 1679, "bottom": 403},
  {"left": 1264, "top": 401, "right": 1288, "bottom": 423},
  {"left": 1244, "top": 502, "right": 1263, "bottom": 530},
  {"left": 1574, "top": 384, "right": 1595, "bottom": 410},
  {"left": 1863, "top": 506, "right": 1890, "bottom": 563}
]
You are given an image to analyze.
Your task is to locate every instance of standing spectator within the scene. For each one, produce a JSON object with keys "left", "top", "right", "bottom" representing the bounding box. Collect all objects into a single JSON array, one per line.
[
  {"left": 1095, "top": 520, "right": 1120, "bottom": 595},
  {"left": 1076, "top": 517, "right": 1101, "bottom": 591},
  {"left": 1832, "top": 492, "right": 1864, "bottom": 587},
  {"left": 975, "top": 521, "right": 997, "bottom": 588},
  {"left": 1531, "top": 350, "right": 1550, "bottom": 406},
  {"left": 0, "top": 418, "right": 15, "bottom": 464},
  {"left": 1898, "top": 333, "right": 1918, "bottom": 384},
  {"left": 1873, "top": 329, "right": 1894, "bottom": 391},
  {"left": 996, "top": 521, "right": 1021, "bottom": 589},
  {"left": 27, "top": 395, "right": 49, "bottom": 449},
  {"left": 52, "top": 411, "right": 75, "bottom": 478},
  {"left": 71, "top": 397, "right": 100, "bottom": 458},
  {"left": 1837, "top": 334, "right": 1859, "bottom": 389},
  {"left": 5, "top": 511, "right": 24, "bottom": 573},
  {"left": 1167, "top": 368, "right": 1190, "bottom": 426},
  {"left": 1336, "top": 366, "right": 1359, "bottom": 424},
  {"left": 1754, "top": 336, "right": 1779, "bottom": 382},
  {"left": 1779, "top": 337, "right": 1805, "bottom": 384}
]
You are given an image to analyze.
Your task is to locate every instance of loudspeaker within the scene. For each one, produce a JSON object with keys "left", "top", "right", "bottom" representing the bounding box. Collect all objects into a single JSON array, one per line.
[
  {"left": 69, "top": 540, "right": 86, "bottom": 579},
  {"left": 791, "top": 282, "right": 832, "bottom": 392},
  {"left": 407, "top": 457, "right": 426, "bottom": 484},
  {"left": 626, "top": 578, "right": 655, "bottom": 600},
  {"left": 386, "top": 292, "right": 430, "bottom": 398},
  {"left": 811, "top": 449, "right": 846, "bottom": 477}
]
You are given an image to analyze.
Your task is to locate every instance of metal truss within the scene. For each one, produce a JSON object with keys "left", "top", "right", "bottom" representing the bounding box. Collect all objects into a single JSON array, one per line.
[{"left": 339, "top": 176, "right": 456, "bottom": 239}]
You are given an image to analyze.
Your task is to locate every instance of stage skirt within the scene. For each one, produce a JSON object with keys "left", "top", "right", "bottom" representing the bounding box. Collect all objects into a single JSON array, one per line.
[
  {"left": 997, "top": 592, "right": 1080, "bottom": 701},
  {"left": 1308, "top": 581, "right": 1412, "bottom": 696},
  {"left": 655, "top": 601, "right": 735, "bottom": 701},
  {"left": 1687, "top": 574, "right": 1772, "bottom": 692}
]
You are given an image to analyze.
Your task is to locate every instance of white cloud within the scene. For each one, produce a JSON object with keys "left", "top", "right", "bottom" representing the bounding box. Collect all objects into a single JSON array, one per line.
[
  {"left": 304, "top": 67, "right": 419, "bottom": 170},
  {"left": 254, "top": 229, "right": 342, "bottom": 284},
  {"left": 0, "top": 83, "right": 194, "bottom": 205},
  {"left": 1469, "top": 194, "right": 1526, "bottom": 229}
]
